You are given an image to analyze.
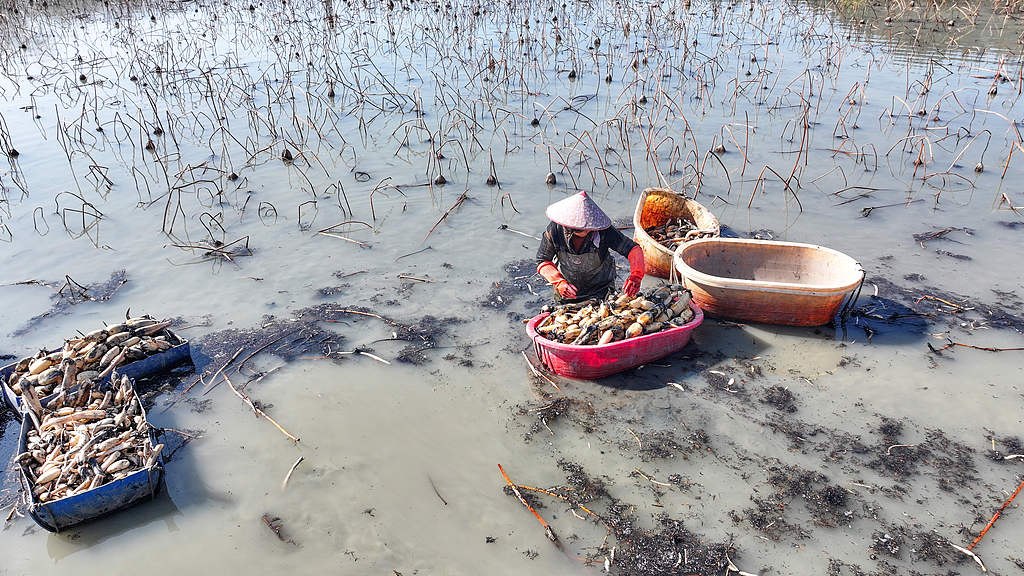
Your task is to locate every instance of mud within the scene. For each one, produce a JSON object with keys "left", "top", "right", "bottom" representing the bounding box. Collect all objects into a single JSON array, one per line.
[
  {"left": 988, "top": 434, "right": 1024, "bottom": 460},
  {"left": 816, "top": 0, "right": 1024, "bottom": 54},
  {"left": 316, "top": 285, "right": 349, "bottom": 298},
  {"left": 497, "top": 245, "right": 1024, "bottom": 573},
  {"left": 0, "top": 408, "right": 11, "bottom": 448},
  {"left": 870, "top": 526, "right": 905, "bottom": 559},
  {"left": 605, "top": 514, "right": 736, "bottom": 576},
  {"left": 762, "top": 465, "right": 854, "bottom": 528},
  {"left": 519, "top": 396, "right": 599, "bottom": 441},
  {"left": 499, "top": 459, "right": 743, "bottom": 575},
  {"left": 184, "top": 302, "right": 459, "bottom": 375},
  {"left": 0, "top": 0, "right": 1022, "bottom": 571},
  {"left": 761, "top": 385, "right": 797, "bottom": 412},
  {"left": 623, "top": 429, "right": 708, "bottom": 462},
  {"left": 906, "top": 529, "right": 961, "bottom": 567},
  {"left": 507, "top": 384, "right": 999, "bottom": 575},
  {"left": 854, "top": 276, "right": 1024, "bottom": 334},
  {"left": 441, "top": 344, "right": 480, "bottom": 368},
  {"left": 934, "top": 250, "right": 972, "bottom": 261},
  {"left": 157, "top": 427, "right": 204, "bottom": 463},
  {"left": 702, "top": 369, "right": 748, "bottom": 398},
  {"left": 482, "top": 259, "right": 546, "bottom": 313},
  {"left": 11, "top": 270, "right": 128, "bottom": 337},
  {"left": 261, "top": 513, "right": 299, "bottom": 546},
  {"left": 736, "top": 497, "right": 804, "bottom": 541}
]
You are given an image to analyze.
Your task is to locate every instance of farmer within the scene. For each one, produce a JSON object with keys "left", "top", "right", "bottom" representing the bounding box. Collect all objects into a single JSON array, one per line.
[{"left": 536, "top": 191, "right": 645, "bottom": 303}]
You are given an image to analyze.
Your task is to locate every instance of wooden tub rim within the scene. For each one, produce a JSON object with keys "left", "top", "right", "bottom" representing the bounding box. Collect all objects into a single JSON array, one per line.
[
  {"left": 673, "top": 238, "right": 864, "bottom": 296},
  {"left": 633, "top": 188, "right": 720, "bottom": 260}
]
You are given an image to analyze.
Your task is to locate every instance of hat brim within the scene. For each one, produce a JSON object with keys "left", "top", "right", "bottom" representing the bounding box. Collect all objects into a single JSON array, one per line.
[{"left": 545, "top": 193, "right": 612, "bottom": 230}]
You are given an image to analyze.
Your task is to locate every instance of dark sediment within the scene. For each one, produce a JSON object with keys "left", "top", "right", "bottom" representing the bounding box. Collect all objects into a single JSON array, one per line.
[
  {"left": 11, "top": 270, "right": 129, "bottom": 337},
  {"left": 483, "top": 258, "right": 545, "bottom": 313},
  {"left": 182, "top": 303, "right": 458, "bottom": 382},
  {"left": 761, "top": 385, "right": 797, "bottom": 412},
  {"left": 856, "top": 276, "right": 1024, "bottom": 333},
  {"left": 498, "top": 257, "right": 1020, "bottom": 574}
]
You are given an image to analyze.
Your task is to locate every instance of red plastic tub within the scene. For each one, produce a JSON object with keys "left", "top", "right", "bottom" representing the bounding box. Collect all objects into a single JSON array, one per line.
[{"left": 526, "top": 302, "right": 704, "bottom": 380}]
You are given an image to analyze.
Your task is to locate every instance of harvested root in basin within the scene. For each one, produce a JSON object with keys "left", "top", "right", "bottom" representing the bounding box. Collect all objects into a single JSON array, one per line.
[
  {"left": 18, "top": 375, "right": 161, "bottom": 503},
  {"left": 5, "top": 316, "right": 179, "bottom": 402},
  {"left": 535, "top": 285, "right": 695, "bottom": 346}
]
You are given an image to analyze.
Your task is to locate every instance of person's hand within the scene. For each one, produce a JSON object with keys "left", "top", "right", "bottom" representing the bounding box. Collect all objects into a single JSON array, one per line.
[
  {"left": 554, "top": 279, "right": 578, "bottom": 299},
  {"left": 623, "top": 275, "right": 642, "bottom": 298}
]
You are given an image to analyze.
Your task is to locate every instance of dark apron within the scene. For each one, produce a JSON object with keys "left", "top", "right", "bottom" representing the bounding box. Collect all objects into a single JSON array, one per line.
[{"left": 553, "top": 235, "right": 615, "bottom": 304}]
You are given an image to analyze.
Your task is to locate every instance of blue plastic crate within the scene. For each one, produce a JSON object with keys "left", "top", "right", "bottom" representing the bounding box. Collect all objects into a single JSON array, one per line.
[
  {"left": 2, "top": 330, "right": 191, "bottom": 414},
  {"left": 17, "top": 377, "right": 165, "bottom": 532}
]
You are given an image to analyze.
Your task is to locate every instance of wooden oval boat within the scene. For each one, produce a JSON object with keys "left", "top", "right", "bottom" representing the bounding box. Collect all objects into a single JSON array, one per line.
[
  {"left": 633, "top": 187, "right": 720, "bottom": 278},
  {"left": 673, "top": 238, "right": 864, "bottom": 326}
]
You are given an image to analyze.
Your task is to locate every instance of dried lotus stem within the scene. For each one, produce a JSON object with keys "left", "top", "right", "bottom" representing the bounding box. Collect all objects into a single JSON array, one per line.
[
  {"left": 224, "top": 375, "right": 299, "bottom": 443},
  {"left": 281, "top": 456, "right": 305, "bottom": 491},
  {"left": 521, "top": 351, "right": 559, "bottom": 391}
]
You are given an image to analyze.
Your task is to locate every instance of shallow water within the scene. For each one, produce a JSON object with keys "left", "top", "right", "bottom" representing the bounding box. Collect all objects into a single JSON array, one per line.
[{"left": 1, "top": 0, "right": 1023, "bottom": 574}]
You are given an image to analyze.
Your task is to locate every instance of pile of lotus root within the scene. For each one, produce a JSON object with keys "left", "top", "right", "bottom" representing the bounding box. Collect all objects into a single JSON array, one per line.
[{"left": 536, "top": 285, "right": 695, "bottom": 345}]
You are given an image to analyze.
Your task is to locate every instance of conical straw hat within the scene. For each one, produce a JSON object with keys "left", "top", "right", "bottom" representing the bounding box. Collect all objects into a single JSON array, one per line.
[{"left": 545, "top": 191, "right": 612, "bottom": 230}]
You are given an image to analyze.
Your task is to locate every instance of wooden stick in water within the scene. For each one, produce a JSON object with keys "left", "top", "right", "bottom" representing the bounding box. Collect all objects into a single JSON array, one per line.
[
  {"left": 281, "top": 456, "right": 304, "bottom": 491},
  {"left": 423, "top": 191, "right": 468, "bottom": 242},
  {"left": 316, "top": 231, "right": 370, "bottom": 247},
  {"left": 199, "top": 346, "right": 246, "bottom": 396},
  {"left": 225, "top": 375, "right": 300, "bottom": 443},
  {"left": 521, "top": 351, "right": 559, "bottom": 391},
  {"left": 182, "top": 345, "right": 244, "bottom": 394}
]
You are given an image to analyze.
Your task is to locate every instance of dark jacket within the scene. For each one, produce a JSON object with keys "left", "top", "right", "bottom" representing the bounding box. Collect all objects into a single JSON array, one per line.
[{"left": 536, "top": 222, "right": 637, "bottom": 300}]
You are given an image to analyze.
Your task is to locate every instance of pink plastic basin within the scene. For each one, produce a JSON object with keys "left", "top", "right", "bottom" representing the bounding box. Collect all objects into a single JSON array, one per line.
[{"left": 526, "top": 301, "right": 704, "bottom": 380}]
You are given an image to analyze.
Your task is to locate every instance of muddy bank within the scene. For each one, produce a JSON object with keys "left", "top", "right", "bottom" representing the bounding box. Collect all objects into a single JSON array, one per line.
[
  {"left": 171, "top": 302, "right": 462, "bottom": 393},
  {"left": 808, "top": 0, "right": 1024, "bottom": 56},
  {"left": 497, "top": 252, "right": 1024, "bottom": 575}
]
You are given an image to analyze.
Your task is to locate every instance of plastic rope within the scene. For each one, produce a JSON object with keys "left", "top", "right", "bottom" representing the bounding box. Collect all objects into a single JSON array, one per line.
[
  {"left": 670, "top": 243, "right": 682, "bottom": 285},
  {"left": 838, "top": 269, "right": 866, "bottom": 324}
]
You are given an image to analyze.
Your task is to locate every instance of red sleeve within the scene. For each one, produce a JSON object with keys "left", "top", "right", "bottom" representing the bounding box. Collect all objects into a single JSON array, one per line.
[
  {"left": 627, "top": 245, "right": 645, "bottom": 279},
  {"left": 538, "top": 261, "right": 563, "bottom": 284}
]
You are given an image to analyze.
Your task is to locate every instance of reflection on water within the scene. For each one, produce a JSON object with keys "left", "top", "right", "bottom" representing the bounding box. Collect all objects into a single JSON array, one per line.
[
  {"left": 45, "top": 490, "right": 183, "bottom": 563},
  {"left": 0, "top": 0, "right": 1023, "bottom": 573}
]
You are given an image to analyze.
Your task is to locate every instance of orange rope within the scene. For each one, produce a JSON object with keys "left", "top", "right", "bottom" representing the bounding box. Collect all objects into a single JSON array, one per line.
[
  {"left": 498, "top": 464, "right": 558, "bottom": 543},
  {"left": 514, "top": 484, "right": 603, "bottom": 523},
  {"left": 968, "top": 477, "right": 1024, "bottom": 551}
]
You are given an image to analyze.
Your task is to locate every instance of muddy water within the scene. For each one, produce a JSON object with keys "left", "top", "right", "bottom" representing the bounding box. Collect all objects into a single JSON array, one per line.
[{"left": 1, "top": 0, "right": 1023, "bottom": 574}]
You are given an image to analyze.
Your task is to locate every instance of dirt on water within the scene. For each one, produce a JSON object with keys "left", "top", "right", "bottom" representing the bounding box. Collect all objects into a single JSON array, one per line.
[{"left": 0, "top": 0, "right": 1023, "bottom": 574}]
